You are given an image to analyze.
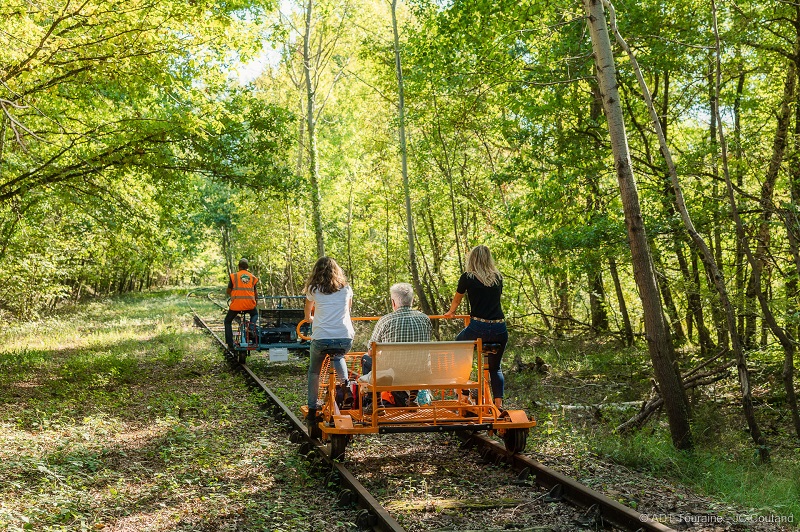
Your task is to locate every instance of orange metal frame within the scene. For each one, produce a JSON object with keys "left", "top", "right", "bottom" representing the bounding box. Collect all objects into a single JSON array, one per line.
[{"left": 299, "top": 315, "right": 536, "bottom": 443}]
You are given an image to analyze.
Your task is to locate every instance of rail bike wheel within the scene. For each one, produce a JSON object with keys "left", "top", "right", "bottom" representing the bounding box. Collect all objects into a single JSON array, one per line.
[
  {"left": 330, "top": 434, "right": 348, "bottom": 460},
  {"left": 503, "top": 428, "right": 528, "bottom": 454}
]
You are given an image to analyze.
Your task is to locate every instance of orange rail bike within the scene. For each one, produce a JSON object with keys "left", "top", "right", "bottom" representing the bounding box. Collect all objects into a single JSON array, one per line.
[{"left": 297, "top": 316, "right": 536, "bottom": 460}]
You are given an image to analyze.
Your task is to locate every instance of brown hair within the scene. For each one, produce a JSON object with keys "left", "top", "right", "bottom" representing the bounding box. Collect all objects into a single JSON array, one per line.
[
  {"left": 466, "top": 245, "right": 501, "bottom": 287},
  {"left": 303, "top": 257, "right": 348, "bottom": 295}
]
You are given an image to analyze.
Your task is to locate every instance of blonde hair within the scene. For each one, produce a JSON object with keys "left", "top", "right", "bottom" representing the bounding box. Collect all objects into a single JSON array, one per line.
[
  {"left": 303, "top": 257, "right": 348, "bottom": 295},
  {"left": 466, "top": 245, "right": 501, "bottom": 287}
]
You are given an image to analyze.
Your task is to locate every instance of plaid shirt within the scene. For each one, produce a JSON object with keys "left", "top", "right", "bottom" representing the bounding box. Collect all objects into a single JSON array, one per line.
[{"left": 368, "top": 306, "right": 432, "bottom": 347}]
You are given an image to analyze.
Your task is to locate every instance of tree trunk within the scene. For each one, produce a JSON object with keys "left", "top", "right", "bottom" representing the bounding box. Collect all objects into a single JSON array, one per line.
[
  {"left": 710, "top": 0, "right": 771, "bottom": 460},
  {"left": 391, "top": 0, "right": 432, "bottom": 315},
  {"left": 283, "top": 200, "right": 297, "bottom": 295},
  {"left": 586, "top": 90, "right": 610, "bottom": 334},
  {"left": 786, "top": 38, "right": 800, "bottom": 438},
  {"left": 687, "top": 247, "right": 714, "bottom": 353},
  {"left": 431, "top": 93, "right": 465, "bottom": 274},
  {"left": 303, "top": 0, "right": 325, "bottom": 258},
  {"left": 604, "top": 0, "right": 766, "bottom": 459},
  {"left": 706, "top": 54, "right": 730, "bottom": 349},
  {"left": 583, "top": 0, "right": 692, "bottom": 449},
  {"left": 609, "top": 257, "right": 634, "bottom": 346},
  {"left": 589, "top": 267, "right": 609, "bottom": 333},
  {"left": 221, "top": 223, "right": 233, "bottom": 276},
  {"left": 652, "top": 246, "right": 686, "bottom": 344},
  {"left": 554, "top": 277, "right": 571, "bottom": 338},
  {"left": 733, "top": 50, "right": 747, "bottom": 342},
  {"left": 347, "top": 183, "right": 354, "bottom": 282},
  {"left": 743, "top": 273, "right": 758, "bottom": 350},
  {"left": 742, "top": 41, "right": 800, "bottom": 441}
]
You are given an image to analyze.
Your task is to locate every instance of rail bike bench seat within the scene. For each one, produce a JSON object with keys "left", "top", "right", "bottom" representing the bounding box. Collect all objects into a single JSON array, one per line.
[{"left": 303, "top": 339, "right": 536, "bottom": 460}]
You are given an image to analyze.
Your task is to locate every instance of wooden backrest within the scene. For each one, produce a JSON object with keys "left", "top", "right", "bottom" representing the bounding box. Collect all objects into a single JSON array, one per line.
[{"left": 372, "top": 341, "right": 475, "bottom": 387}]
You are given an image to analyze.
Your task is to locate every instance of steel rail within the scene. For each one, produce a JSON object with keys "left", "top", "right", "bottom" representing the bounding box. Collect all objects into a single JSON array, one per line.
[
  {"left": 461, "top": 432, "right": 675, "bottom": 531},
  {"left": 190, "top": 310, "right": 405, "bottom": 532}
]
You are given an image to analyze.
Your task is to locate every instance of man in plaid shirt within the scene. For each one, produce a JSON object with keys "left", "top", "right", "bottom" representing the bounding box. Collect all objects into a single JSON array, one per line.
[{"left": 361, "top": 282, "right": 431, "bottom": 407}]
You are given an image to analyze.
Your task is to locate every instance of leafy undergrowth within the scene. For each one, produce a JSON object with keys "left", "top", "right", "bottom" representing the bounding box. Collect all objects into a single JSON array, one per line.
[
  {"left": 0, "top": 289, "right": 351, "bottom": 531},
  {"left": 507, "top": 335, "right": 800, "bottom": 527}
]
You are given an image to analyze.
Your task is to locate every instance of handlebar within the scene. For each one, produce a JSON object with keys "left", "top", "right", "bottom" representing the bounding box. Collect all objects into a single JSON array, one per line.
[
  {"left": 296, "top": 320, "right": 312, "bottom": 341},
  {"left": 295, "top": 315, "right": 470, "bottom": 342}
]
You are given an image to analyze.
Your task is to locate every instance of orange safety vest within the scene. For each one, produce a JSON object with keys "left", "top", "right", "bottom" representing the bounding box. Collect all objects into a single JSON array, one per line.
[{"left": 229, "top": 270, "right": 259, "bottom": 311}]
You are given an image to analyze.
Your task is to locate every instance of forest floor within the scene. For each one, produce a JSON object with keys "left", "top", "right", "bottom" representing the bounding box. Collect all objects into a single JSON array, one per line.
[
  {"left": 508, "top": 333, "right": 800, "bottom": 530},
  {"left": 0, "top": 289, "right": 797, "bottom": 531}
]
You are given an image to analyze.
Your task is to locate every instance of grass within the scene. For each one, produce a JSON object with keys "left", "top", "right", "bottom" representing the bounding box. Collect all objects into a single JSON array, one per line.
[
  {"left": 0, "top": 289, "right": 353, "bottom": 531},
  {"left": 594, "top": 430, "right": 800, "bottom": 520},
  {"left": 507, "top": 336, "right": 800, "bottom": 526}
]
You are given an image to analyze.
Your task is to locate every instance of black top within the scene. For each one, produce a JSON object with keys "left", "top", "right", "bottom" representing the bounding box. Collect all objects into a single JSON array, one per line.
[{"left": 456, "top": 272, "right": 504, "bottom": 320}]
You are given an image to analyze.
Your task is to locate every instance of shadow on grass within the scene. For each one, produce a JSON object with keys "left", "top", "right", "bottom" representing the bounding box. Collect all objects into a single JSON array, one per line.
[
  {"left": 0, "top": 289, "right": 355, "bottom": 530},
  {"left": 0, "top": 329, "right": 230, "bottom": 421},
  {"left": 0, "top": 337, "right": 330, "bottom": 530},
  {"left": 0, "top": 408, "right": 325, "bottom": 530}
]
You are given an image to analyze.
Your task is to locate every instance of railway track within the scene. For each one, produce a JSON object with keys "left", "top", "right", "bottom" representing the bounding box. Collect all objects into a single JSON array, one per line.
[{"left": 188, "top": 293, "right": 674, "bottom": 531}]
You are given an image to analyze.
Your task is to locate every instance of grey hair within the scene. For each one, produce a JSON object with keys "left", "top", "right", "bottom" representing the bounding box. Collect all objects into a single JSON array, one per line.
[{"left": 390, "top": 282, "right": 414, "bottom": 307}]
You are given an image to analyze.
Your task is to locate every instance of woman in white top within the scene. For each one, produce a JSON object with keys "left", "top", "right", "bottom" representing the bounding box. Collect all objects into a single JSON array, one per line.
[{"left": 303, "top": 257, "right": 355, "bottom": 431}]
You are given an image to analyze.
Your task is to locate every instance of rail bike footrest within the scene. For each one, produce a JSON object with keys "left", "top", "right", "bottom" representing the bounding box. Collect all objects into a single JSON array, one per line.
[
  {"left": 332, "top": 415, "right": 353, "bottom": 429},
  {"left": 504, "top": 409, "right": 530, "bottom": 424}
]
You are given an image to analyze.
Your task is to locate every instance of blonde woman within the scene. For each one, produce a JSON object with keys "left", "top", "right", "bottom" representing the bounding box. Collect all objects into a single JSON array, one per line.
[
  {"left": 303, "top": 257, "right": 355, "bottom": 433},
  {"left": 443, "top": 245, "right": 507, "bottom": 410}
]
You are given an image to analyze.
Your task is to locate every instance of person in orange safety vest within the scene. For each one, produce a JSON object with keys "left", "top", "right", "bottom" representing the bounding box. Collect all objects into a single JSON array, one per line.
[{"left": 224, "top": 258, "right": 260, "bottom": 349}]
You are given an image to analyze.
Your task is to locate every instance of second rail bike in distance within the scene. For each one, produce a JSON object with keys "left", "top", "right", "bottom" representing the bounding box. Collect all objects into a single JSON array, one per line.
[
  {"left": 232, "top": 296, "right": 311, "bottom": 363},
  {"left": 297, "top": 315, "right": 536, "bottom": 460}
]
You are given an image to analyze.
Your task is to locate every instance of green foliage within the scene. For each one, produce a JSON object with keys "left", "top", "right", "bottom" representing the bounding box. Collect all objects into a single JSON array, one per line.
[
  {"left": 0, "top": 0, "right": 296, "bottom": 314},
  {"left": 1, "top": 0, "right": 799, "bottom": 474}
]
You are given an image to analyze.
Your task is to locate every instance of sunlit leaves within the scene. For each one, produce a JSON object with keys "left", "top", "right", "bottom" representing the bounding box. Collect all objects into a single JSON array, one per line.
[{"left": 0, "top": 0, "right": 292, "bottom": 314}]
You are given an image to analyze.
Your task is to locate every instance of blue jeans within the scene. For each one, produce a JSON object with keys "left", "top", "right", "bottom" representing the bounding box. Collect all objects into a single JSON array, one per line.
[
  {"left": 307, "top": 338, "right": 353, "bottom": 410},
  {"left": 456, "top": 320, "right": 507, "bottom": 400}
]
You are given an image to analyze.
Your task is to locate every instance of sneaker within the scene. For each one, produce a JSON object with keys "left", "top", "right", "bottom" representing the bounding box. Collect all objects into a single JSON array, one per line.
[
  {"left": 342, "top": 387, "right": 354, "bottom": 409},
  {"left": 306, "top": 408, "right": 322, "bottom": 438}
]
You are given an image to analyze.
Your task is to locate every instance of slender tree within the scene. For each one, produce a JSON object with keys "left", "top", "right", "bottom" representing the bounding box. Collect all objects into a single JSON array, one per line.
[
  {"left": 583, "top": 0, "right": 692, "bottom": 449},
  {"left": 391, "top": 0, "right": 432, "bottom": 314},
  {"left": 303, "top": 0, "right": 325, "bottom": 258}
]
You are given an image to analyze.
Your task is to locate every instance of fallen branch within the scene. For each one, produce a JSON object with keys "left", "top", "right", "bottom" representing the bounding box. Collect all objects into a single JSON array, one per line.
[
  {"left": 534, "top": 400, "right": 643, "bottom": 412},
  {"left": 616, "top": 362, "right": 734, "bottom": 434}
]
